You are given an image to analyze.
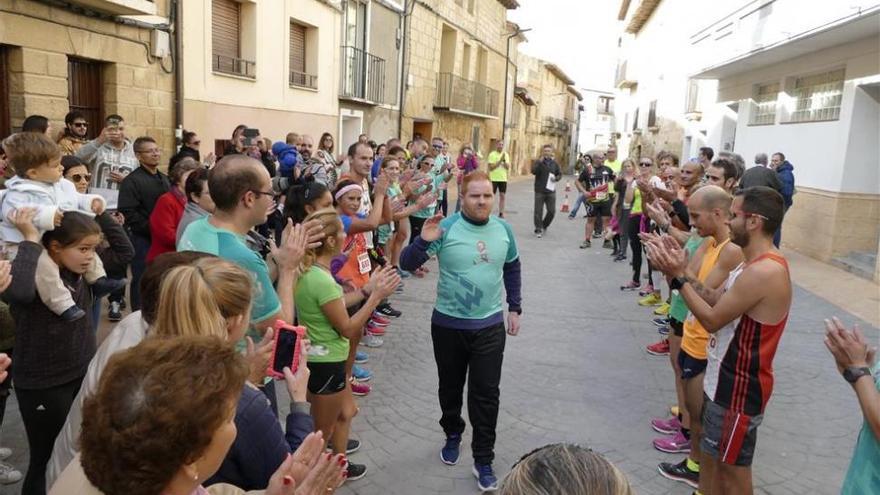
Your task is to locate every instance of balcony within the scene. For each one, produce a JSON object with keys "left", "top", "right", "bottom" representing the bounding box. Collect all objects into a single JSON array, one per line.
[
  {"left": 213, "top": 54, "right": 256, "bottom": 79},
  {"left": 541, "top": 117, "right": 569, "bottom": 136},
  {"left": 340, "top": 46, "right": 386, "bottom": 105},
  {"left": 68, "top": 0, "right": 156, "bottom": 16},
  {"left": 615, "top": 61, "right": 637, "bottom": 89},
  {"left": 434, "top": 73, "right": 499, "bottom": 119},
  {"left": 290, "top": 71, "right": 318, "bottom": 90}
]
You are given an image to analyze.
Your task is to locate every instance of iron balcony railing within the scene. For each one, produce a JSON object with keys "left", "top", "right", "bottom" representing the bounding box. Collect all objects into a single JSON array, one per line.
[
  {"left": 290, "top": 70, "right": 318, "bottom": 89},
  {"left": 340, "top": 46, "right": 386, "bottom": 104},
  {"left": 213, "top": 54, "right": 256, "bottom": 79},
  {"left": 434, "top": 72, "right": 499, "bottom": 118}
]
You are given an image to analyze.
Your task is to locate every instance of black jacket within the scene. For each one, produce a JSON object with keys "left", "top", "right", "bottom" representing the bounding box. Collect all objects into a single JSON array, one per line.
[
  {"left": 95, "top": 212, "right": 135, "bottom": 273},
  {"left": 118, "top": 166, "right": 171, "bottom": 238},
  {"left": 168, "top": 145, "right": 200, "bottom": 169},
  {"left": 531, "top": 158, "right": 562, "bottom": 193}
]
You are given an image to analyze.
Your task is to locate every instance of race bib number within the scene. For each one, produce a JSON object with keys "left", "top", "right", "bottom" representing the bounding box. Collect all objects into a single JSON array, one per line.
[
  {"left": 357, "top": 252, "right": 371, "bottom": 274},
  {"left": 595, "top": 191, "right": 607, "bottom": 201}
]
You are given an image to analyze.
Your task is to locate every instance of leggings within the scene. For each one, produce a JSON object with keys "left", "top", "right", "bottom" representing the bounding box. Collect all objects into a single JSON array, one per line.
[
  {"left": 16, "top": 377, "right": 84, "bottom": 495},
  {"left": 628, "top": 214, "right": 644, "bottom": 284}
]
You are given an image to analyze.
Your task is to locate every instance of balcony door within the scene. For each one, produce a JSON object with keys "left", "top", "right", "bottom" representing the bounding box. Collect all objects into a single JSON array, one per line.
[{"left": 343, "top": 0, "right": 368, "bottom": 98}]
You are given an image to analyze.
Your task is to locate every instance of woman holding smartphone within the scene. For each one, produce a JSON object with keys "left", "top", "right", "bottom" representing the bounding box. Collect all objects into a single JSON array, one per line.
[{"left": 295, "top": 208, "right": 400, "bottom": 482}]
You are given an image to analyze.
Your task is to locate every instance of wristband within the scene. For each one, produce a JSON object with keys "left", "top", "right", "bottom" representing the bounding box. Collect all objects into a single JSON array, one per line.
[{"left": 508, "top": 306, "right": 522, "bottom": 315}]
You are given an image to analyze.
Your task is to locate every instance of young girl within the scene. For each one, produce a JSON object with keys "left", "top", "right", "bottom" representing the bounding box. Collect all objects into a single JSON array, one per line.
[
  {"left": 5, "top": 208, "right": 101, "bottom": 494},
  {"left": 295, "top": 208, "right": 399, "bottom": 482}
]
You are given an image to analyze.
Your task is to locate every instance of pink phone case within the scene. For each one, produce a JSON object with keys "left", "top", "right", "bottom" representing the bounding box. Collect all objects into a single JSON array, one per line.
[{"left": 266, "top": 320, "right": 306, "bottom": 380}]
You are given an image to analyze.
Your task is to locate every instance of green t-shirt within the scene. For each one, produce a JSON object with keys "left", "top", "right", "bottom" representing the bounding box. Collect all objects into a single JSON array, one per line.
[
  {"left": 487, "top": 151, "right": 510, "bottom": 182},
  {"left": 604, "top": 159, "right": 621, "bottom": 175},
  {"left": 669, "top": 235, "right": 704, "bottom": 322},
  {"left": 295, "top": 265, "right": 347, "bottom": 363},
  {"left": 842, "top": 362, "right": 880, "bottom": 494},
  {"left": 377, "top": 183, "right": 401, "bottom": 245},
  {"left": 425, "top": 213, "right": 518, "bottom": 320}
]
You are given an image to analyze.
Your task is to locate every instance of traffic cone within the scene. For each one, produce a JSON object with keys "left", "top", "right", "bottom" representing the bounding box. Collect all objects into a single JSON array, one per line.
[{"left": 560, "top": 181, "right": 571, "bottom": 213}]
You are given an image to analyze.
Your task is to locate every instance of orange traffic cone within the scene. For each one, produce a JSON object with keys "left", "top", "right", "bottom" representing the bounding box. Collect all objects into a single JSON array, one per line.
[{"left": 560, "top": 181, "right": 571, "bottom": 213}]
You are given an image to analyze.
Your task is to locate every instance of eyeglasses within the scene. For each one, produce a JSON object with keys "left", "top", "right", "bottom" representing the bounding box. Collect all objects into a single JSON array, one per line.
[
  {"left": 639, "top": 162, "right": 652, "bottom": 167},
  {"left": 729, "top": 210, "right": 769, "bottom": 221},
  {"left": 70, "top": 173, "right": 92, "bottom": 183},
  {"left": 72, "top": 122, "right": 88, "bottom": 128},
  {"left": 136, "top": 148, "right": 160, "bottom": 155},
  {"left": 250, "top": 189, "right": 279, "bottom": 199},
  {"left": 432, "top": 144, "right": 443, "bottom": 149}
]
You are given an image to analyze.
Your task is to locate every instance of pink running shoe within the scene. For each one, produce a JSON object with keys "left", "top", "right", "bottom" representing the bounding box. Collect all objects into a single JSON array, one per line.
[
  {"left": 639, "top": 284, "right": 655, "bottom": 297},
  {"left": 651, "top": 416, "right": 682, "bottom": 434},
  {"left": 653, "top": 430, "right": 691, "bottom": 454},
  {"left": 370, "top": 313, "right": 391, "bottom": 326},
  {"left": 365, "top": 324, "right": 385, "bottom": 336},
  {"left": 351, "top": 379, "right": 371, "bottom": 396}
]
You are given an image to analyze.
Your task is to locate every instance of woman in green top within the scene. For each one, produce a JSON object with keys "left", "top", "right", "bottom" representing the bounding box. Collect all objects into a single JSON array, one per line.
[{"left": 294, "top": 208, "right": 400, "bottom": 481}]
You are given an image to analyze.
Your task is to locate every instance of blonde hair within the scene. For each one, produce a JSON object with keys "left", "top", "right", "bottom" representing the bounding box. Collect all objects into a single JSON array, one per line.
[
  {"left": 300, "top": 208, "right": 344, "bottom": 272},
  {"left": 500, "top": 444, "right": 633, "bottom": 495},
  {"left": 150, "top": 257, "right": 253, "bottom": 339}
]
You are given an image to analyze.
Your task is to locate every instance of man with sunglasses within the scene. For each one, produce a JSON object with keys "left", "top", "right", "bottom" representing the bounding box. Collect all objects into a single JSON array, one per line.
[
  {"left": 646, "top": 186, "right": 791, "bottom": 495},
  {"left": 168, "top": 130, "right": 202, "bottom": 170},
  {"left": 58, "top": 111, "right": 90, "bottom": 156}
]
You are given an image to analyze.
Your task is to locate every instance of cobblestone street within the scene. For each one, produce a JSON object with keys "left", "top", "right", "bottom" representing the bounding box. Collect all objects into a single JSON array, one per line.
[{"left": 0, "top": 179, "right": 875, "bottom": 495}]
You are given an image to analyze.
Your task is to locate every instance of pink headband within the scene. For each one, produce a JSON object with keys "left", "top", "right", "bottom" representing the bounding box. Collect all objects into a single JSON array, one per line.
[{"left": 334, "top": 184, "right": 363, "bottom": 201}]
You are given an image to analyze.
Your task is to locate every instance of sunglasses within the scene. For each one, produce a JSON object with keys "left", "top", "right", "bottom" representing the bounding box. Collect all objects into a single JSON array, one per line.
[
  {"left": 729, "top": 211, "right": 769, "bottom": 221},
  {"left": 72, "top": 122, "right": 88, "bottom": 128},
  {"left": 71, "top": 173, "right": 92, "bottom": 183},
  {"left": 639, "top": 162, "right": 652, "bottom": 167},
  {"left": 432, "top": 144, "right": 443, "bottom": 149}
]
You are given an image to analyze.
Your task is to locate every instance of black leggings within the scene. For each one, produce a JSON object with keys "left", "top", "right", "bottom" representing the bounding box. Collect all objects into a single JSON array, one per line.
[
  {"left": 628, "top": 214, "right": 643, "bottom": 284},
  {"left": 16, "top": 377, "right": 84, "bottom": 495}
]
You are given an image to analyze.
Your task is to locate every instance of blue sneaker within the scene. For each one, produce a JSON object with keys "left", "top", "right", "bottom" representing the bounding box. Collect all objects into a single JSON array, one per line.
[
  {"left": 440, "top": 434, "right": 461, "bottom": 465},
  {"left": 355, "top": 351, "right": 369, "bottom": 364},
  {"left": 397, "top": 267, "right": 412, "bottom": 279},
  {"left": 352, "top": 365, "right": 372, "bottom": 382},
  {"left": 472, "top": 463, "right": 498, "bottom": 492}
]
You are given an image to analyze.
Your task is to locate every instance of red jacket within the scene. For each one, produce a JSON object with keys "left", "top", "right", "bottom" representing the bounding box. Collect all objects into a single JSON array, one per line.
[{"left": 146, "top": 188, "right": 186, "bottom": 263}]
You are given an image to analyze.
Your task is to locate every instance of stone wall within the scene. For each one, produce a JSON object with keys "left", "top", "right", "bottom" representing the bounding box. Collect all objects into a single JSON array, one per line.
[{"left": 1, "top": 0, "right": 176, "bottom": 154}]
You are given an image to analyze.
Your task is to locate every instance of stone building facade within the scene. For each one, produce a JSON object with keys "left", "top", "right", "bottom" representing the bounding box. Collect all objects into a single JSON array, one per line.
[{"left": 0, "top": 0, "right": 176, "bottom": 154}]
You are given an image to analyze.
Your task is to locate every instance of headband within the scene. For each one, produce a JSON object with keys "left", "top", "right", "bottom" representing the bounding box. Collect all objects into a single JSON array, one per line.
[{"left": 334, "top": 184, "right": 364, "bottom": 201}]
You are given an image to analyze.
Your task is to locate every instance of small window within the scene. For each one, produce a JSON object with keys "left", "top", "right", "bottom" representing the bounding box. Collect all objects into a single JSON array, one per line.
[
  {"left": 597, "top": 96, "right": 614, "bottom": 115},
  {"left": 467, "top": 0, "right": 475, "bottom": 14},
  {"left": 750, "top": 82, "right": 779, "bottom": 125},
  {"left": 212, "top": 0, "right": 255, "bottom": 78},
  {"left": 0, "top": 46, "right": 10, "bottom": 139},
  {"left": 68, "top": 57, "right": 104, "bottom": 140},
  {"left": 289, "top": 21, "right": 317, "bottom": 89},
  {"left": 648, "top": 100, "right": 657, "bottom": 127},
  {"left": 685, "top": 80, "right": 700, "bottom": 113},
  {"left": 632, "top": 107, "right": 639, "bottom": 131},
  {"left": 788, "top": 68, "right": 844, "bottom": 122}
]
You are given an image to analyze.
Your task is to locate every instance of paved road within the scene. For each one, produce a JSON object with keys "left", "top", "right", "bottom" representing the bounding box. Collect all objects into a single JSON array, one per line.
[{"left": 0, "top": 178, "right": 874, "bottom": 494}]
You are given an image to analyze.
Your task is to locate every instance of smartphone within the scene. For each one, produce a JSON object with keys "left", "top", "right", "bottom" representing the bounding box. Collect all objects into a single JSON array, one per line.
[
  {"left": 266, "top": 321, "right": 305, "bottom": 379},
  {"left": 242, "top": 128, "right": 260, "bottom": 147}
]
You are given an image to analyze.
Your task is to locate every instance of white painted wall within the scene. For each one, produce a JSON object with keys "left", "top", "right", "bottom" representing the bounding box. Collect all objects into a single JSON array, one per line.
[{"left": 842, "top": 85, "right": 880, "bottom": 193}]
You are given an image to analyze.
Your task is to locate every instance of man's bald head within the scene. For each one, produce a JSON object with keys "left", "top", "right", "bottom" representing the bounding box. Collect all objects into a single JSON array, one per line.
[
  {"left": 208, "top": 154, "right": 268, "bottom": 211},
  {"left": 690, "top": 184, "right": 732, "bottom": 212}
]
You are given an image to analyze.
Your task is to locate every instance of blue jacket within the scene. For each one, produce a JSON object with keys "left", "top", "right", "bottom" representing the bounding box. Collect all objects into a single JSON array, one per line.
[
  {"left": 206, "top": 384, "right": 314, "bottom": 490},
  {"left": 776, "top": 161, "right": 795, "bottom": 208}
]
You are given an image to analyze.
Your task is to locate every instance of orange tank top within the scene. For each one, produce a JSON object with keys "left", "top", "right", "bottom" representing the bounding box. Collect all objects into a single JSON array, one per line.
[{"left": 681, "top": 237, "right": 730, "bottom": 359}]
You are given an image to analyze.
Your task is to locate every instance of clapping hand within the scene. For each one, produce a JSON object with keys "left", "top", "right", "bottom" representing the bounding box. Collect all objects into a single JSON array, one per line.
[
  {"left": 272, "top": 220, "right": 310, "bottom": 272},
  {"left": 264, "top": 432, "right": 346, "bottom": 495},
  {"left": 824, "top": 317, "right": 876, "bottom": 374},
  {"left": 245, "top": 328, "right": 274, "bottom": 384},
  {"left": 371, "top": 265, "right": 401, "bottom": 300},
  {"left": 420, "top": 213, "right": 444, "bottom": 242}
]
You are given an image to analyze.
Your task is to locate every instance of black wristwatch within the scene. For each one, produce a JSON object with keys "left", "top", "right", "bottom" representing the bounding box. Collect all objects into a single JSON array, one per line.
[
  {"left": 843, "top": 366, "right": 872, "bottom": 384},
  {"left": 509, "top": 306, "right": 522, "bottom": 315},
  {"left": 670, "top": 276, "right": 687, "bottom": 291}
]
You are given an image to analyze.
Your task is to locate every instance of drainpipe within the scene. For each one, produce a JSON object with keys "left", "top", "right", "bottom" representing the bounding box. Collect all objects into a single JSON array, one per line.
[
  {"left": 173, "top": 0, "right": 183, "bottom": 133},
  {"left": 502, "top": 27, "right": 530, "bottom": 144},
  {"left": 397, "top": 0, "right": 413, "bottom": 140}
]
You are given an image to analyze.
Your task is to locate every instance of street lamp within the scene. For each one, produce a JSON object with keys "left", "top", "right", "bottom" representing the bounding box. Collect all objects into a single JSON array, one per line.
[{"left": 502, "top": 27, "right": 531, "bottom": 143}]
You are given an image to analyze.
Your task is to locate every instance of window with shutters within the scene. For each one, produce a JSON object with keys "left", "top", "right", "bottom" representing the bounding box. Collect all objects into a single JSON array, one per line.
[
  {"left": 647, "top": 100, "right": 657, "bottom": 128},
  {"left": 786, "top": 69, "right": 844, "bottom": 123},
  {"left": 289, "top": 21, "right": 317, "bottom": 89},
  {"left": 68, "top": 58, "right": 104, "bottom": 140},
  {"left": 0, "top": 46, "right": 10, "bottom": 139},
  {"left": 749, "top": 82, "right": 778, "bottom": 125},
  {"left": 212, "top": 0, "right": 255, "bottom": 78}
]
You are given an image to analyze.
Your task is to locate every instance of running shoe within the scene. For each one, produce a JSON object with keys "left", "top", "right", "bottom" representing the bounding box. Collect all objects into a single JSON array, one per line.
[
  {"left": 651, "top": 415, "right": 682, "bottom": 434},
  {"left": 592, "top": 231, "right": 602, "bottom": 239},
  {"left": 397, "top": 267, "right": 412, "bottom": 279},
  {"left": 370, "top": 313, "right": 392, "bottom": 326},
  {"left": 346, "top": 438, "right": 361, "bottom": 454},
  {"left": 658, "top": 459, "right": 699, "bottom": 488},
  {"left": 658, "top": 326, "right": 670, "bottom": 336},
  {"left": 653, "top": 431, "right": 691, "bottom": 454},
  {"left": 654, "top": 302, "right": 671, "bottom": 315},
  {"left": 652, "top": 317, "right": 670, "bottom": 327},
  {"left": 646, "top": 339, "right": 670, "bottom": 356},
  {"left": 376, "top": 303, "right": 402, "bottom": 318},
  {"left": 440, "top": 434, "right": 462, "bottom": 465},
  {"left": 352, "top": 365, "right": 372, "bottom": 382},
  {"left": 602, "top": 240, "right": 613, "bottom": 249},
  {"left": 360, "top": 333, "right": 384, "bottom": 348},
  {"left": 108, "top": 301, "right": 122, "bottom": 322},
  {"left": 473, "top": 463, "right": 499, "bottom": 492},
  {"left": 351, "top": 379, "right": 371, "bottom": 396},
  {"left": 613, "top": 254, "right": 627, "bottom": 262},
  {"left": 355, "top": 351, "right": 369, "bottom": 364},
  {"left": 345, "top": 462, "right": 368, "bottom": 481},
  {"left": 639, "top": 293, "right": 664, "bottom": 307},
  {"left": 579, "top": 240, "right": 591, "bottom": 249},
  {"left": 365, "top": 324, "right": 385, "bottom": 336},
  {"left": 0, "top": 461, "right": 21, "bottom": 485},
  {"left": 620, "top": 280, "right": 640, "bottom": 291},
  {"left": 638, "top": 284, "right": 655, "bottom": 297},
  {"left": 536, "top": 230, "right": 543, "bottom": 238}
]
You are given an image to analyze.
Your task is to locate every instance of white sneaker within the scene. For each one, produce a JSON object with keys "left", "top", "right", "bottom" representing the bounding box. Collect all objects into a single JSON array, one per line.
[
  {"left": 0, "top": 447, "right": 10, "bottom": 460},
  {"left": 0, "top": 461, "right": 22, "bottom": 484},
  {"left": 361, "top": 333, "right": 384, "bottom": 348}
]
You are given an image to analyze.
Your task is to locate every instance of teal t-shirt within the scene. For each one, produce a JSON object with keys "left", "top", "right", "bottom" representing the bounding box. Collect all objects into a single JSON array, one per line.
[
  {"left": 669, "top": 234, "right": 703, "bottom": 323},
  {"left": 377, "top": 183, "right": 401, "bottom": 245},
  {"left": 295, "top": 266, "right": 348, "bottom": 363},
  {"left": 178, "top": 217, "right": 281, "bottom": 325},
  {"left": 412, "top": 171, "right": 445, "bottom": 219},
  {"left": 425, "top": 213, "right": 518, "bottom": 320},
  {"left": 842, "top": 362, "right": 880, "bottom": 494}
]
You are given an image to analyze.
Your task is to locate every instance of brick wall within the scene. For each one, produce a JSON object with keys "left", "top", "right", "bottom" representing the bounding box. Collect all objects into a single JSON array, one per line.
[{"left": 1, "top": 0, "right": 176, "bottom": 156}]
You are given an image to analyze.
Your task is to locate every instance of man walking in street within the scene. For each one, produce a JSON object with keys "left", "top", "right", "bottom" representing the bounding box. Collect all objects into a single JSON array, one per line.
[
  {"left": 487, "top": 140, "right": 510, "bottom": 218},
  {"left": 400, "top": 170, "right": 522, "bottom": 492},
  {"left": 769, "top": 152, "right": 795, "bottom": 247},
  {"left": 118, "top": 136, "right": 170, "bottom": 311},
  {"left": 647, "top": 186, "right": 792, "bottom": 495},
  {"left": 531, "top": 144, "right": 561, "bottom": 238}
]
